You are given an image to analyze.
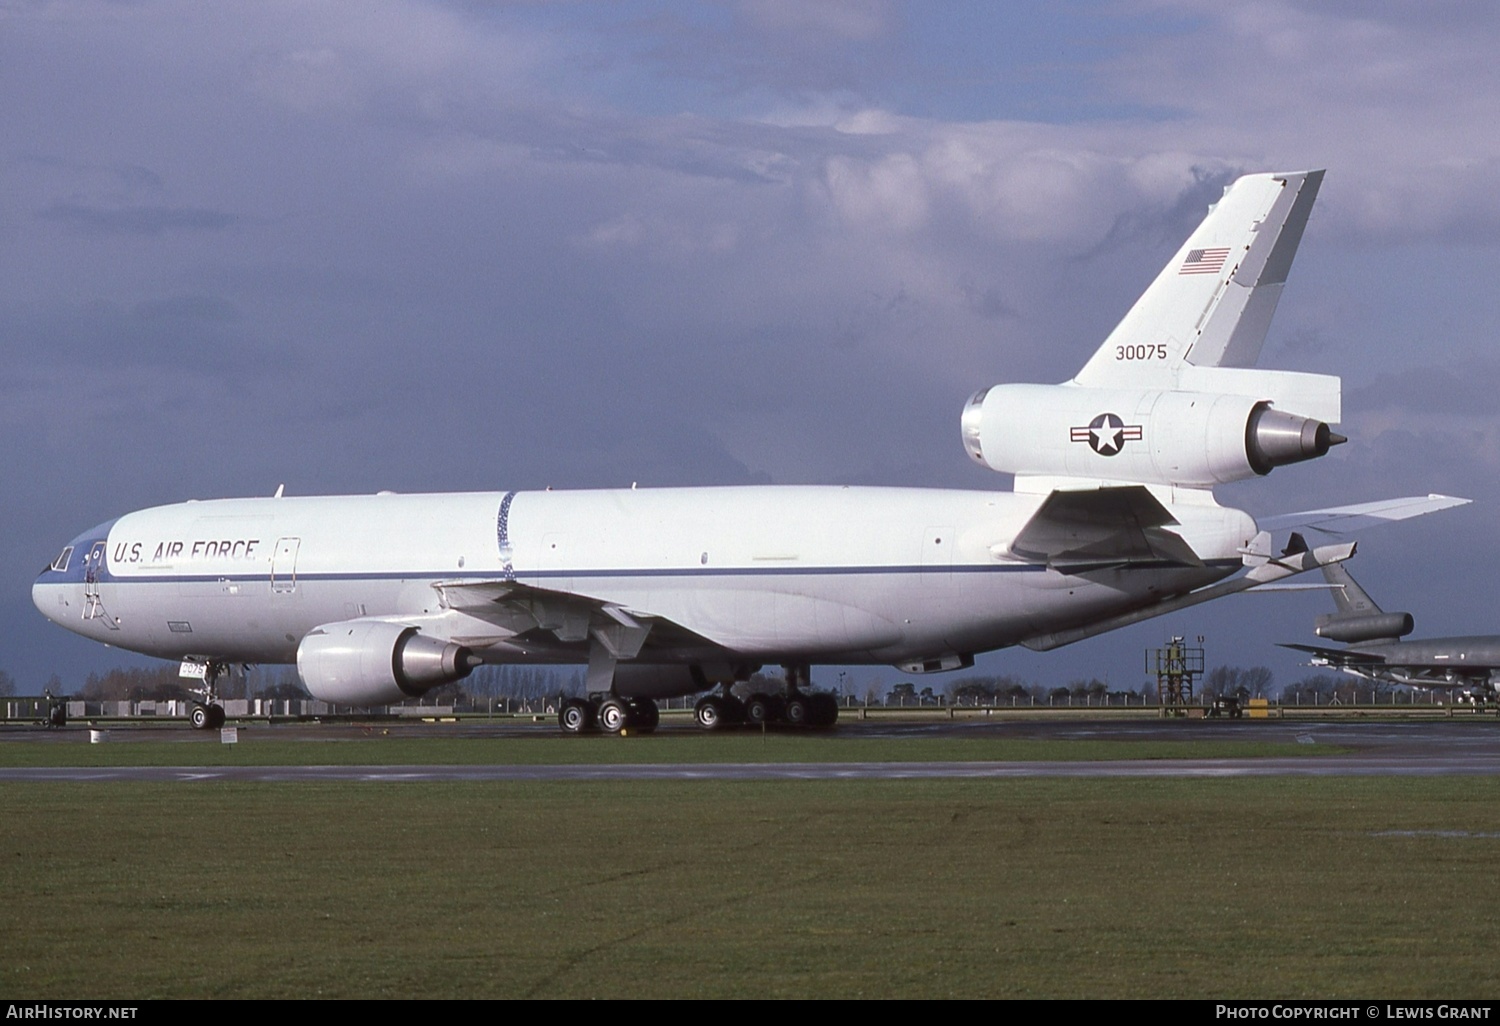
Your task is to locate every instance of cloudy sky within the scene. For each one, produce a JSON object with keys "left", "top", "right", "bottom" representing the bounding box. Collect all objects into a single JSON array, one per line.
[{"left": 4, "top": 0, "right": 1498, "bottom": 694}]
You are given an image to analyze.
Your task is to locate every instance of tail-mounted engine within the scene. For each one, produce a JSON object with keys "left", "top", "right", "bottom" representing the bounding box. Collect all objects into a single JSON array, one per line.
[
  {"left": 961, "top": 383, "right": 1344, "bottom": 488},
  {"left": 1315, "top": 611, "right": 1415, "bottom": 644},
  {"left": 297, "top": 619, "right": 479, "bottom": 705}
]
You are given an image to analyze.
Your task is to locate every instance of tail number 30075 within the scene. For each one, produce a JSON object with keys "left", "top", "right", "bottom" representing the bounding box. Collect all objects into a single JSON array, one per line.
[{"left": 1116, "top": 344, "right": 1168, "bottom": 361}]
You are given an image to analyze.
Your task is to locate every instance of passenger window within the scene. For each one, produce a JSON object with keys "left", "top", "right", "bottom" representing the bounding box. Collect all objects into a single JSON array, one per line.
[{"left": 51, "top": 546, "right": 73, "bottom": 572}]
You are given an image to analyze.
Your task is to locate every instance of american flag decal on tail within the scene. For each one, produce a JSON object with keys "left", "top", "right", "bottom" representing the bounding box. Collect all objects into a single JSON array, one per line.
[{"left": 1179, "top": 247, "right": 1231, "bottom": 275}]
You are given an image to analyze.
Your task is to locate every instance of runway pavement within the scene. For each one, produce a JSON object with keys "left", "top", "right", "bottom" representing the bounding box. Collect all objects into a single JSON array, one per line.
[{"left": 3, "top": 715, "right": 1499, "bottom": 781}]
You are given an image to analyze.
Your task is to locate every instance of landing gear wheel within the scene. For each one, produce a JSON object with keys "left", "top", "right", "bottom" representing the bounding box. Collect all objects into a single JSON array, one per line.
[
  {"left": 598, "top": 697, "right": 630, "bottom": 734},
  {"left": 744, "top": 693, "right": 772, "bottom": 727},
  {"left": 190, "top": 704, "right": 211, "bottom": 730},
  {"left": 783, "top": 694, "right": 811, "bottom": 727},
  {"left": 628, "top": 698, "right": 659, "bottom": 733},
  {"left": 695, "top": 696, "right": 728, "bottom": 731},
  {"left": 206, "top": 704, "right": 226, "bottom": 729},
  {"left": 558, "top": 699, "right": 592, "bottom": 734},
  {"left": 809, "top": 692, "right": 839, "bottom": 728}
]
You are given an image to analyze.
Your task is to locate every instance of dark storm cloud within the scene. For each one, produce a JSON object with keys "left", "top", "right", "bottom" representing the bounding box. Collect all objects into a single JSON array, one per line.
[
  {"left": 5, "top": 0, "right": 1500, "bottom": 695},
  {"left": 1, "top": 294, "right": 263, "bottom": 373},
  {"left": 38, "top": 202, "right": 238, "bottom": 237},
  {"left": 629, "top": 0, "right": 903, "bottom": 99},
  {"left": 1072, "top": 166, "right": 1240, "bottom": 263},
  {"left": 1349, "top": 363, "right": 1500, "bottom": 417}
]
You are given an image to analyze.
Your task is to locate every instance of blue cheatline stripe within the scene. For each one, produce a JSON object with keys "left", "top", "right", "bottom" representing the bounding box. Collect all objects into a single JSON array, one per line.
[{"left": 52, "top": 558, "right": 1242, "bottom": 587}]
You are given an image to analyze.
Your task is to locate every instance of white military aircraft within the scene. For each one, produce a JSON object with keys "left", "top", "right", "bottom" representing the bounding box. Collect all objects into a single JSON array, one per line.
[{"left": 33, "top": 170, "right": 1465, "bottom": 732}]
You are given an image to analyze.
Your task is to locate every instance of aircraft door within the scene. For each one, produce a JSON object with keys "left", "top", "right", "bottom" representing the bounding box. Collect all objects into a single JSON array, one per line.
[
  {"left": 82, "top": 541, "right": 117, "bottom": 626},
  {"left": 271, "top": 537, "right": 301, "bottom": 594}
]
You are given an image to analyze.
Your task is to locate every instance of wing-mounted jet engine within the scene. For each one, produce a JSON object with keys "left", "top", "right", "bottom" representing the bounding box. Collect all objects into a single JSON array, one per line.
[{"left": 296, "top": 620, "right": 481, "bottom": 706}]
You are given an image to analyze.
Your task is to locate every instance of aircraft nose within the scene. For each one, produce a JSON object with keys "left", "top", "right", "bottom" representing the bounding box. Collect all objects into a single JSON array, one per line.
[
  {"left": 32, "top": 570, "right": 55, "bottom": 623},
  {"left": 33, "top": 540, "right": 77, "bottom": 625}
]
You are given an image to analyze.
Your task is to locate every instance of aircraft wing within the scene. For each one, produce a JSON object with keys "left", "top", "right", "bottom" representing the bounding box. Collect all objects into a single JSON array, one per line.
[
  {"left": 1258, "top": 494, "right": 1470, "bottom": 537},
  {"left": 1010, "top": 486, "right": 1203, "bottom": 570},
  {"left": 431, "top": 578, "right": 721, "bottom": 660}
]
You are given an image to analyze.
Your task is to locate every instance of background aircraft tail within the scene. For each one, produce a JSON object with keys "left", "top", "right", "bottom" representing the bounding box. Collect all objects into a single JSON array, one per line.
[
  {"left": 1322, "top": 562, "right": 1382, "bottom": 617},
  {"left": 1314, "top": 563, "right": 1415, "bottom": 644}
]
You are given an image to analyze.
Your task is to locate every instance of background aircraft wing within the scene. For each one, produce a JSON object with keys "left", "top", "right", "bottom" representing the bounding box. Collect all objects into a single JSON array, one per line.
[
  {"left": 1258, "top": 494, "right": 1470, "bottom": 536},
  {"left": 1279, "top": 642, "right": 1387, "bottom": 667}
]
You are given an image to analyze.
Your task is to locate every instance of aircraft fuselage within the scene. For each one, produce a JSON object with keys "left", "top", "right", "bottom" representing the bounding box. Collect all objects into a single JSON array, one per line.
[
  {"left": 33, "top": 486, "right": 1251, "bottom": 677},
  {"left": 1320, "top": 638, "right": 1500, "bottom": 686}
]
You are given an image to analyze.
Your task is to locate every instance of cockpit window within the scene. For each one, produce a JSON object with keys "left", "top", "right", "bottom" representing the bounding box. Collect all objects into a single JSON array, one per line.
[{"left": 50, "top": 546, "right": 73, "bottom": 572}]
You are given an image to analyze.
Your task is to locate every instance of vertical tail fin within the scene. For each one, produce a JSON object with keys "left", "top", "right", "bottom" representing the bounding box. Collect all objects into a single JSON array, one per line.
[
  {"left": 1321, "top": 562, "right": 1383, "bottom": 617},
  {"left": 1073, "top": 170, "right": 1324, "bottom": 390}
]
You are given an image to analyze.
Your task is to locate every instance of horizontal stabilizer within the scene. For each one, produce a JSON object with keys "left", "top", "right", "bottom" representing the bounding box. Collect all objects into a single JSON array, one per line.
[
  {"left": 1020, "top": 538, "right": 1355, "bottom": 651},
  {"left": 1258, "top": 494, "right": 1470, "bottom": 536},
  {"left": 1010, "top": 486, "right": 1201, "bottom": 569},
  {"left": 1244, "top": 583, "right": 1340, "bottom": 592}
]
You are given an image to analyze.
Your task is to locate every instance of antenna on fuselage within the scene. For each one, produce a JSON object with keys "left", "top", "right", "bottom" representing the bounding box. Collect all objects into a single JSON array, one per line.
[{"left": 273, "top": 484, "right": 285, "bottom": 498}]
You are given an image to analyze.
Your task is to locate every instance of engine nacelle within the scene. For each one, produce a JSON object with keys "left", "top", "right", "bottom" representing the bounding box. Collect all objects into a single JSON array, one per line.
[
  {"left": 961, "top": 384, "right": 1343, "bottom": 488},
  {"left": 1315, "top": 612, "right": 1415, "bottom": 644},
  {"left": 297, "top": 619, "right": 479, "bottom": 705}
]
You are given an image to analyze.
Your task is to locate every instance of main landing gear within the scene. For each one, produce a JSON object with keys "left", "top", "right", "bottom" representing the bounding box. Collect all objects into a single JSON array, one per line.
[
  {"left": 694, "top": 664, "right": 838, "bottom": 731},
  {"left": 556, "top": 634, "right": 839, "bottom": 735},
  {"left": 558, "top": 695, "right": 660, "bottom": 735}
]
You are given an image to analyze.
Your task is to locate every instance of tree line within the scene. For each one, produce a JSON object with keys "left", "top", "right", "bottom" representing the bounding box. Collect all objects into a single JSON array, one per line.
[{"left": 0, "top": 661, "right": 1424, "bottom": 705}]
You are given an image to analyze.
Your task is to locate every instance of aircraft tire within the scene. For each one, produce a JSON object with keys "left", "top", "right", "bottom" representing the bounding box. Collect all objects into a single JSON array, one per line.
[
  {"left": 628, "top": 698, "right": 659, "bottom": 733},
  {"left": 695, "top": 696, "right": 727, "bottom": 731},
  {"left": 207, "top": 704, "right": 226, "bottom": 729},
  {"left": 598, "top": 697, "right": 630, "bottom": 734},
  {"left": 190, "top": 705, "right": 211, "bottom": 730},
  {"left": 558, "top": 699, "right": 592, "bottom": 734},
  {"left": 783, "top": 695, "right": 810, "bottom": 727},
  {"left": 744, "top": 693, "right": 772, "bottom": 727},
  {"left": 809, "top": 692, "right": 838, "bottom": 728}
]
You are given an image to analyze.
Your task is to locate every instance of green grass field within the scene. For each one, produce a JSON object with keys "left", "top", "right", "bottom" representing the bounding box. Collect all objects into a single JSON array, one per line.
[{"left": 4, "top": 770, "right": 1499, "bottom": 998}]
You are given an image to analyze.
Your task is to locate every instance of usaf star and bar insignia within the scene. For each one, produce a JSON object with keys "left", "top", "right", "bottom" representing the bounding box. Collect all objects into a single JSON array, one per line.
[{"left": 1070, "top": 413, "right": 1143, "bottom": 456}]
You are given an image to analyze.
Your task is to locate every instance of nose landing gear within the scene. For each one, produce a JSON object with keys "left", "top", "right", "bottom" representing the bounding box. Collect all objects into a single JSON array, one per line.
[{"left": 183, "top": 658, "right": 231, "bottom": 730}]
